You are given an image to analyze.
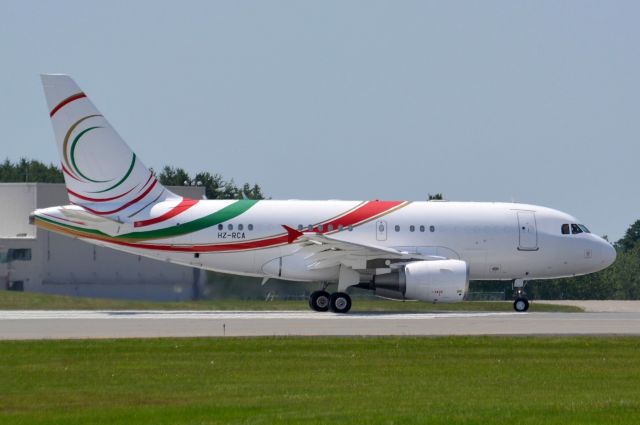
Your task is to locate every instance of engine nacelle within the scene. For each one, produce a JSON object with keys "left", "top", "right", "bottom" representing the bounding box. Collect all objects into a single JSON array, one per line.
[{"left": 373, "top": 260, "right": 469, "bottom": 302}]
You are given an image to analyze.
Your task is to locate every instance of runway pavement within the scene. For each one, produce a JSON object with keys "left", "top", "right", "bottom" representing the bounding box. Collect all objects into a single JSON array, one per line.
[
  {"left": 1, "top": 310, "right": 639, "bottom": 339},
  {"left": 536, "top": 300, "right": 640, "bottom": 312}
]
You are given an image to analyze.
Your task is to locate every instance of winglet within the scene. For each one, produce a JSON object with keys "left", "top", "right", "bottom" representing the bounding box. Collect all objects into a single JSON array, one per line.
[{"left": 282, "top": 225, "right": 303, "bottom": 243}]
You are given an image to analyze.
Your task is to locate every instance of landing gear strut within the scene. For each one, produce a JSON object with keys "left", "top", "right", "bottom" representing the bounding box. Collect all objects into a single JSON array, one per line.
[{"left": 512, "top": 279, "right": 529, "bottom": 312}]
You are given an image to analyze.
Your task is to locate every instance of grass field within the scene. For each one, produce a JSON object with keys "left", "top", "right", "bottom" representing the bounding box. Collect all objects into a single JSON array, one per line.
[
  {"left": 0, "top": 290, "right": 581, "bottom": 312},
  {"left": 0, "top": 336, "right": 638, "bottom": 424}
]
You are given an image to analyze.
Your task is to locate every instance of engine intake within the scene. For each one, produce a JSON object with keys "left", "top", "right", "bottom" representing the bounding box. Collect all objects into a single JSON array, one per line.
[{"left": 372, "top": 260, "right": 469, "bottom": 302}]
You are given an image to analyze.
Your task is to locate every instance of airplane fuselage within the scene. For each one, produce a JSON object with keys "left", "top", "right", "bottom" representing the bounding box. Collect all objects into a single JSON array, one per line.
[{"left": 35, "top": 199, "right": 615, "bottom": 284}]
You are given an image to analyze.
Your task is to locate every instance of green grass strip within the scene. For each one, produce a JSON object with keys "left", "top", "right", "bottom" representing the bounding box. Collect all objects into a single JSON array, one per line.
[
  {"left": 0, "top": 290, "right": 581, "bottom": 312},
  {"left": 0, "top": 336, "right": 638, "bottom": 424}
]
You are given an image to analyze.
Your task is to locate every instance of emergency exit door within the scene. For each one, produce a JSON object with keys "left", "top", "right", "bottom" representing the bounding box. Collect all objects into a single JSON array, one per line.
[
  {"left": 517, "top": 211, "right": 538, "bottom": 251},
  {"left": 376, "top": 221, "right": 387, "bottom": 241}
]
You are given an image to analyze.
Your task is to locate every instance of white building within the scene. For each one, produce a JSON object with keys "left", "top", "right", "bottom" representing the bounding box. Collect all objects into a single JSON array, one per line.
[{"left": 0, "top": 183, "right": 207, "bottom": 301}]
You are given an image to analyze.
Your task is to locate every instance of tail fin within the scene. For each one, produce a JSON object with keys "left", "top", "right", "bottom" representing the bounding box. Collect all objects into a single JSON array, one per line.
[{"left": 41, "top": 74, "right": 179, "bottom": 222}]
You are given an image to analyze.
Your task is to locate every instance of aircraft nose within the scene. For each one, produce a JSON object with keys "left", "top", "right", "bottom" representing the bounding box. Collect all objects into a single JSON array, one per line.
[{"left": 601, "top": 241, "right": 617, "bottom": 268}]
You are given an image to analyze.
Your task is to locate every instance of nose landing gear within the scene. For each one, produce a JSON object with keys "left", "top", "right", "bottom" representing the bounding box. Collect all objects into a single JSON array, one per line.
[
  {"left": 512, "top": 279, "right": 529, "bottom": 312},
  {"left": 513, "top": 297, "right": 529, "bottom": 312}
]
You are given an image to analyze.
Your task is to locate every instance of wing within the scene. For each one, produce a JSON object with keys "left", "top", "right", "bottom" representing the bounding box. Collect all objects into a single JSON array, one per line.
[{"left": 282, "top": 225, "right": 445, "bottom": 271}]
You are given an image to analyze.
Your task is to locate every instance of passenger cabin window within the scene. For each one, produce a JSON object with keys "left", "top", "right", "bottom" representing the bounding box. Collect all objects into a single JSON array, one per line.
[
  {"left": 218, "top": 224, "right": 223, "bottom": 231},
  {"left": 409, "top": 225, "right": 415, "bottom": 232},
  {"left": 561, "top": 224, "right": 570, "bottom": 235},
  {"left": 238, "top": 224, "right": 244, "bottom": 231},
  {"left": 394, "top": 225, "right": 400, "bottom": 232},
  {"left": 248, "top": 224, "right": 254, "bottom": 231}
]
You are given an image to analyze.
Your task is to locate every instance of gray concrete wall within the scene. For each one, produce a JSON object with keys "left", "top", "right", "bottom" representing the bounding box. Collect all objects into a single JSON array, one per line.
[
  {"left": 0, "top": 183, "right": 207, "bottom": 301},
  {"left": 0, "top": 183, "right": 37, "bottom": 238}
]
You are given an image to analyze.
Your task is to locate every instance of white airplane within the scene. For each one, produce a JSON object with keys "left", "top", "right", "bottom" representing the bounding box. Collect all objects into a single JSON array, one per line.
[{"left": 31, "top": 75, "right": 616, "bottom": 313}]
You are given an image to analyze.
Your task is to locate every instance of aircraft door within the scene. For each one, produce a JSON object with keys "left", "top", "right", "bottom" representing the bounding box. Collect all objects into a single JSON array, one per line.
[
  {"left": 517, "top": 211, "right": 538, "bottom": 251},
  {"left": 376, "top": 221, "right": 387, "bottom": 241}
]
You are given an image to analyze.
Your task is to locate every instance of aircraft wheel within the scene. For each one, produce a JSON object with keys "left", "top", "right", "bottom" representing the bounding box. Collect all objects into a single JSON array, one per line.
[
  {"left": 329, "top": 292, "right": 352, "bottom": 314},
  {"left": 513, "top": 297, "right": 529, "bottom": 312},
  {"left": 309, "top": 291, "right": 331, "bottom": 312}
]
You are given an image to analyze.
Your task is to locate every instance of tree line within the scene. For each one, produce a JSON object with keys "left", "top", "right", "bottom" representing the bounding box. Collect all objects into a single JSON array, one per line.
[
  {"left": 0, "top": 158, "right": 64, "bottom": 183},
  {"left": 0, "top": 158, "right": 264, "bottom": 200},
  {"left": 156, "top": 166, "right": 264, "bottom": 200}
]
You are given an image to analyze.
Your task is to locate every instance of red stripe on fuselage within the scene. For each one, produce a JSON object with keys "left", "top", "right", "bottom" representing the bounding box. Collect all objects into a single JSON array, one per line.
[
  {"left": 50, "top": 93, "right": 86, "bottom": 117},
  {"left": 96, "top": 200, "right": 406, "bottom": 251},
  {"left": 41, "top": 199, "right": 408, "bottom": 254},
  {"left": 108, "top": 234, "right": 291, "bottom": 253},
  {"left": 134, "top": 198, "right": 199, "bottom": 228},
  {"left": 309, "top": 200, "right": 405, "bottom": 233}
]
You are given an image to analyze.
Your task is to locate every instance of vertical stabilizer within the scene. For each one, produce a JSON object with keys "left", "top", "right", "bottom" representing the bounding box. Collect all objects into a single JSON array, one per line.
[{"left": 41, "top": 74, "right": 179, "bottom": 222}]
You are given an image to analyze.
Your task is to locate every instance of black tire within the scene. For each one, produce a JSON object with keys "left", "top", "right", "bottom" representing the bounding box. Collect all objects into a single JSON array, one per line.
[
  {"left": 329, "top": 292, "right": 352, "bottom": 314},
  {"left": 513, "top": 297, "right": 529, "bottom": 312},
  {"left": 309, "top": 291, "right": 331, "bottom": 312}
]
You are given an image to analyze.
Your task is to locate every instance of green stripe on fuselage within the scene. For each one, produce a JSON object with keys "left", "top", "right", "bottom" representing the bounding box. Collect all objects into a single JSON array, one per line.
[
  {"left": 118, "top": 199, "right": 258, "bottom": 240},
  {"left": 37, "top": 200, "right": 259, "bottom": 242}
]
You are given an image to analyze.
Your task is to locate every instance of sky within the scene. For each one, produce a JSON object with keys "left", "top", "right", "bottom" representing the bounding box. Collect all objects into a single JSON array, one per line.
[{"left": 1, "top": 1, "right": 638, "bottom": 241}]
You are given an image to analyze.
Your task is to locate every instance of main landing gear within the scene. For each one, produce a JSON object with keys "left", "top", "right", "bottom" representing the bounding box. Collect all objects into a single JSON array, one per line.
[
  {"left": 309, "top": 290, "right": 330, "bottom": 312},
  {"left": 512, "top": 279, "right": 529, "bottom": 313},
  {"left": 309, "top": 290, "right": 352, "bottom": 314}
]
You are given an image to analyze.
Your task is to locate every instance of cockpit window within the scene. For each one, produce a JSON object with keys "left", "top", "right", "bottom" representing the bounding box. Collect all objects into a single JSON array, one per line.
[
  {"left": 563, "top": 223, "right": 591, "bottom": 235},
  {"left": 578, "top": 224, "right": 591, "bottom": 233}
]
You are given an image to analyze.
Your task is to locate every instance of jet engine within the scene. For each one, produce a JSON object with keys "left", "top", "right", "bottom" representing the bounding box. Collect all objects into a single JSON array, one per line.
[{"left": 372, "top": 260, "right": 469, "bottom": 302}]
